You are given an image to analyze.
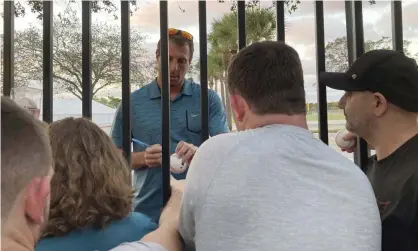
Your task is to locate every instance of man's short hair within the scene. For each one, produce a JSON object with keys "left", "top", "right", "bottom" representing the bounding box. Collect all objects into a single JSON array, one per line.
[
  {"left": 227, "top": 41, "right": 306, "bottom": 115},
  {"left": 1, "top": 97, "right": 52, "bottom": 219},
  {"left": 156, "top": 34, "right": 194, "bottom": 61}
]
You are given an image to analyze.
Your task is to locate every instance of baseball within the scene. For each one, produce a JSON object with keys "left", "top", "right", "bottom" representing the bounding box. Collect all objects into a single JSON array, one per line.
[
  {"left": 335, "top": 129, "right": 356, "bottom": 149},
  {"left": 170, "top": 153, "right": 188, "bottom": 174}
]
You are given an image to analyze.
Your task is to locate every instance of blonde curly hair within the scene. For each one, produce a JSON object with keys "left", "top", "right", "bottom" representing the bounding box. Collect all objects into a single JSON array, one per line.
[{"left": 44, "top": 117, "right": 134, "bottom": 236}]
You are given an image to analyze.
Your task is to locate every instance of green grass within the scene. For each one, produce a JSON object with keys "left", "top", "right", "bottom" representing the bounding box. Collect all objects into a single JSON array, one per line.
[
  {"left": 310, "top": 128, "right": 341, "bottom": 133},
  {"left": 306, "top": 113, "right": 345, "bottom": 121}
]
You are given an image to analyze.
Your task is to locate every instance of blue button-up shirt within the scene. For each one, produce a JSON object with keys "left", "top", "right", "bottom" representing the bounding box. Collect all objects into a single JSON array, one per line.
[{"left": 111, "top": 79, "right": 229, "bottom": 222}]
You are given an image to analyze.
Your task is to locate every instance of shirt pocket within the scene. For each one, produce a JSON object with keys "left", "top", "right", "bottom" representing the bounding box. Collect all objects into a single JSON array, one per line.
[{"left": 186, "top": 109, "right": 201, "bottom": 134}]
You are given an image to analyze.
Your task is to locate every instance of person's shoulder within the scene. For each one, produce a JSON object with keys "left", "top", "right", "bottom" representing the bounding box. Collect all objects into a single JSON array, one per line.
[
  {"left": 106, "top": 213, "right": 157, "bottom": 236},
  {"left": 196, "top": 131, "right": 252, "bottom": 159},
  {"left": 35, "top": 231, "right": 86, "bottom": 251},
  {"left": 124, "top": 212, "right": 158, "bottom": 229},
  {"left": 317, "top": 143, "right": 363, "bottom": 171},
  {"left": 132, "top": 81, "right": 155, "bottom": 97},
  {"left": 186, "top": 80, "right": 202, "bottom": 95},
  {"left": 35, "top": 236, "right": 57, "bottom": 251},
  {"left": 187, "top": 81, "right": 218, "bottom": 96},
  {"left": 187, "top": 79, "right": 200, "bottom": 87},
  {"left": 201, "top": 131, "right": 237, "bottom": 146},
  {"left": 208, "top": 88, "right": 222, "bottom": 102}
]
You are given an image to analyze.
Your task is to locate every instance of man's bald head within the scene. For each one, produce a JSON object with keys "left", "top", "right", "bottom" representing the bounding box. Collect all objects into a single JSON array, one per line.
[{"left": 1, "top": 97, "right": 52, "bottom": 221}]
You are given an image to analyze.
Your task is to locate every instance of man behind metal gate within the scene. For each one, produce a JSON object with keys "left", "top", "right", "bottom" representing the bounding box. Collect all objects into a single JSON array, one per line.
[
  {"left": 179, "top": 41, "right": 382, "bottom": 251},
  {"left": 110, "top": 28, "right": 229, "bottom": 223},
  {"left": 322, "top": 49, "right": 418, "bottom": 251}
]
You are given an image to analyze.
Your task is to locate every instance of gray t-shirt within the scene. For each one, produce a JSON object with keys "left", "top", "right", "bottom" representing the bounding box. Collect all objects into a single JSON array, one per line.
[
  {"left": 110, "top": 242, "right": 166, "bottom": 251},
  {"left": 179, "top": 124, "right": 381, "bottom": 251}
]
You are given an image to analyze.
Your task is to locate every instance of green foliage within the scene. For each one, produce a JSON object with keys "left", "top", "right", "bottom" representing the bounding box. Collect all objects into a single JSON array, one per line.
[
  {"left": 94, "top": 96, "right": 121, "bottom": 109},
  {"left": 226, "top": 0, "right": 301, "bottom": 14},
  {"left": 325, "top": 36, "right": 416, "bottom": 73},
  {"left": 225, "top": 0, "right": 375, "bottom": 14},
  {"left": 207, "top": 5, "right": 277, "bottom": 74},
  {"left": 206, "top": 5, "right": 277, "bottom": 129}
]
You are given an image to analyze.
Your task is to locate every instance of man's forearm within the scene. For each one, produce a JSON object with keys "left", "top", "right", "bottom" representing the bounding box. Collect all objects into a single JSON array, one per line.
[
  {"left": 119, "top": 149, "right": 147, "bottom": 169},
  {"left": 132, "top": 151, "right": 148, "bottom": 169}
]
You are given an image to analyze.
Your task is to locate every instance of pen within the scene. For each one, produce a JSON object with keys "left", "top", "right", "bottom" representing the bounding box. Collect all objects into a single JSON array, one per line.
[{"left": 131, "top": 138, "right": 150, "bottom": 148}]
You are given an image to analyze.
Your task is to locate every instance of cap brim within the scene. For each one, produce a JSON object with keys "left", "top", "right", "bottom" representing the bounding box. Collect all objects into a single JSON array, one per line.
[{"left": 319, "top": 72, "right": 366, "bottom": 91}]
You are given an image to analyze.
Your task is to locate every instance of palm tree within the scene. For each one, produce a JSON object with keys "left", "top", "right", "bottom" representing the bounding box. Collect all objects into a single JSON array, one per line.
[
  {"left": 208, "top": 5, "right": 277, "bottom": 129},
  {"left": 207, "top": 51, "right": 225, "bottom": 105}
]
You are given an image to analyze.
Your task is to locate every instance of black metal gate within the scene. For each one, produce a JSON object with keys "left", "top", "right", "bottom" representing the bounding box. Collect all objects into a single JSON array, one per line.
[{"left": 2, "top": 0, "right": 404, "bottom": 204}]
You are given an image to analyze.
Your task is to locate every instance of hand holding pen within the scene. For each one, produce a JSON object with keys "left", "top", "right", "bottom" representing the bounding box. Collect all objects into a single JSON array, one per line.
[{"left": 132, "top": 138, "right": 162, "bottom": 167}]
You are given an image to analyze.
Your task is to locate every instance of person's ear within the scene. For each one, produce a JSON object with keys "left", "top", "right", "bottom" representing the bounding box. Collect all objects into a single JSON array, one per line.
[
  {"left": 230, "top": 94, "right": 246, "bottom": 122},
  {"left": 25, "top": 176, "right": 51, "bottom": 225},
  {"left": 372, "top": 92, "right": 388, "bottom": 117}
]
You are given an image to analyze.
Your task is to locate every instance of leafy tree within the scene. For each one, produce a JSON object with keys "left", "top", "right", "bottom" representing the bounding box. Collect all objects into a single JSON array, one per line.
[
  {"left": 325, "top": 36, "right": 415, "bottom": 73},
  {"left": 13, "top": 0, "right": 138, "bottom": 20},
  {"left": 222, "top": 0, "right": 375, "bottom": 14},
  {"left": 14, "top": 0, "right": 377, "bottom": 21},
  {"left": 13, "top": 9, "right": 153, "bottom": 99},
  {"left": 227, "top": 0, "right": 300, "bottom": 14}
]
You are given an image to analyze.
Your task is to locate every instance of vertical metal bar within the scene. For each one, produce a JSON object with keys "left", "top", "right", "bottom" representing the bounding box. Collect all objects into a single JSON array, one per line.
[
  {"left": 121, "top": 1, "right": 131, "bottom": 163},
  {"left": 199, "top": 1, "right": 209, "bottom": 142},
  {"left": 354, "top": 2, "right": 364, "bottom": 58},
  {"left": 237, "top": 0, "right": 246, "bottom": 50},
  {"left": 43, "top": 1, "right": 53, "bottom": 123},
  {"left": 314, "top": 1, "right": 328, "bottom": 144},
  {"left": 391, "top": 1, "right": 403, "bottom": 52},
  {"left": 276, "top": 1, "right": 285, "bottom": 42},
  {"left": 345, "top": 1, "right": 355, "bottom": 66},
  {"left": 82, "top": 1, "right": 92, "bottom": 118},
  {"left": 159, "top": 0, "right": 171, "bottom": 206},
  {"left": 3, "top": 1, "right": 14, "bottom": 97},
  {"left": 353, "top": 0, "right": 369, "bottom": 170}
]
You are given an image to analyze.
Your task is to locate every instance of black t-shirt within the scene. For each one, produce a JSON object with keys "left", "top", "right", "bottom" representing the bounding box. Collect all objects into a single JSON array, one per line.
[{"left": 366, "top": 134, "right": 418, "bottom": 251}]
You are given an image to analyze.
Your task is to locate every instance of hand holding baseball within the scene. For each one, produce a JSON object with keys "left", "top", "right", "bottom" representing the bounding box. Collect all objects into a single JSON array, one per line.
[
  {"left": 336, "top": 130, "right": 357, "bottom": 153},
  {"left": 175, "top": 141, "right": 197, "bottom": 165}
]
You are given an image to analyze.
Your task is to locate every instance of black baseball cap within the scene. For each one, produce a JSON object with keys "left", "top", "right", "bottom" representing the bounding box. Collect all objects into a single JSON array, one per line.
[{"left": 319, "top": 49, "right": 418, "bottom": 112}]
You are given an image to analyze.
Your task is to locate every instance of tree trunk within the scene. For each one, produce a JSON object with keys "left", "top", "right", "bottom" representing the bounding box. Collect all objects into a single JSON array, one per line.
[
  {"left": 220, "top": 77, "right": 226, "bottom": 109},
  {"left": 225, "top": 86, "right": 232, "bottom": 130},
  {"left": 221, "top": 75, "right": 233, "bottom": 131},
  {"left": 209, "top": 78, "right": 214, "bottom": 90}
]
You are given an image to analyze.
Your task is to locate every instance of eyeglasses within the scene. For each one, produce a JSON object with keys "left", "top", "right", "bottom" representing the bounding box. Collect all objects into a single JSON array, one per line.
[{"left": 168, "top": 28, "right": 193, "bottom": 41}]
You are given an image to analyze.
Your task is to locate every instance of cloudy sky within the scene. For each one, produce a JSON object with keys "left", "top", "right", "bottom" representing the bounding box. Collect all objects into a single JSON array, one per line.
[{"left": 5, "top": 0, "right": 418, "bottom": 103}]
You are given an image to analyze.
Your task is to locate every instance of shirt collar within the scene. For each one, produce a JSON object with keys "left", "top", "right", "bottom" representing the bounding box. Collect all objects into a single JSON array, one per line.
[{"left": 148, "top": 78, "right": 193, "bottom": 99}]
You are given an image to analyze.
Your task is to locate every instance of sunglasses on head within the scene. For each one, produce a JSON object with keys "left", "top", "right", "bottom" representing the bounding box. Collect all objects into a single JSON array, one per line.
[{"left": 168, "top": 28, "right": 193, "bottom": 41}]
